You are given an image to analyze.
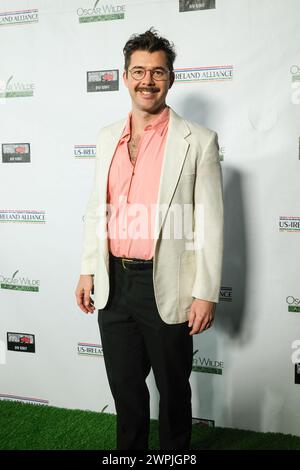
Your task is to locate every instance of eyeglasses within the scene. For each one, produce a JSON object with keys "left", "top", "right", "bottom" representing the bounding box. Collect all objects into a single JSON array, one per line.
[{"left": 128, "top": 67, "right": 170, "bottom": 81}]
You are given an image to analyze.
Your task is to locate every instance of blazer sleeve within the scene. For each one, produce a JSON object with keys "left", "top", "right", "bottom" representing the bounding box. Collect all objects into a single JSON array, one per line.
[
  {"left": 79, "top": 130, "right": 102, "bottom": 275},
  {"left": 191, "top": 131, "right": 224, "bottom": 303}
]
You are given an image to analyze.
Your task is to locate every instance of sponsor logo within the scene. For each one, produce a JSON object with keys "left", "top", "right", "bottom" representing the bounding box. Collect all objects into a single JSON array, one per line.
[
  {"left": 290, "top": 66, "right": 300, "bottom": 104},
  {"left": 279, "top": 216, "right": 300, "bottom": 232},
  {"left": 0, "top": 8, "right": 38, "bottom": 26},
  {"left": 192, "top": 417, "right": 215, "bottom": 427},
  {"left": 0, "top": 210, "right": 45, "bottom": 223},
  {"left": 0, "top": 270, "right": 40, "bottom": 292},
  {"left": 78, "top": 342, "right": 104, "bottom": 356},
  {"left": 2, "top": 143, "right": 31, "bottom": 163},
  {"left": 77, "top": 0, "right": 125, "bottom": 23},
  {"left": 87, "top": 69, "right": 119, "bottom": 92},
  {"left": 179, "top": 0, "right": 215, "bottom": 12},
  {"left": 74, "top": 145, "right": 96, "bottom": 158},
  {"left": 7, "top": 332, "right": 35, "bottom": 353},
  {"left": 0, "top": 75, "right": 34, "bottom": 98},
  {"left": 192, "top": 350, "right": 224, "bottom": 375},
  {"left": 295, "top": 363, "right": 300, "bottom": 385},
  {"left": 175, "top": 65, "right": 233, "bottom": 83},
  {"left": 292, "top": 340, "right": 300, "bottom": 365},
  {"left": 290, "top": 65, "right": 300, "bottom": 83},
  {"left": 286, "top": 296, "right": 300, "bottom": 313},
  {"left": 0, "top": 394, "right": 48, "bottom": 405},
  {"left": 219, "top": 145, "right": 225, "bottom": 162},
  {"left": 220, "top": 286, "right": 232, "bottom": 302}
]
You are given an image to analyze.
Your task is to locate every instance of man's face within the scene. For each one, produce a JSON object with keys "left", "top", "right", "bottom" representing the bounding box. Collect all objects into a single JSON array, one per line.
[{"left": 123, "top": 49, "right": 174, "bottom": 115}]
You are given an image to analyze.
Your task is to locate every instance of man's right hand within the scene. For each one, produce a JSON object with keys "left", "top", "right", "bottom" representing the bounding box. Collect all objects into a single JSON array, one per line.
[{"left": 75, "top": 275, "right": 95, "bottom": 314}]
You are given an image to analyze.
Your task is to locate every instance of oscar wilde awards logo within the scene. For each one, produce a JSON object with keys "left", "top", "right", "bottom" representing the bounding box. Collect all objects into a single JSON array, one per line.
[
  {"left": 179, "top": 0, "right": 215, "bottom": 12},
  {"left": 0, "top": 75, "right": 34, "bottom": 99},
  {"left": 286, "top": 296, "right": 300, "bottom": 313},
  {"left": 192, "top": 350, "right": 224, "bottom": 375},
  {"left": 87, "top": 70, "right": 119, "bottom": 92},
  {"left": 2, "top": 143, "right": 31, "bottom": 163},
  {"left": 77, "top": 0, "right": 125, "bottom": 23},
  {"left": 219, "top": 145, "right": 225, "bottom": 162},
  {"left": 0, "top": 269, "right": 40, "bottom": 292},
  {"left": 290, "top": 65, "right": 300, "bottom": 105}
]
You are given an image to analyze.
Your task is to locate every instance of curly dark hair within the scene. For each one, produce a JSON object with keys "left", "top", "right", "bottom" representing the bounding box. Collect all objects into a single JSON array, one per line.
[{"left": 123, "top": 27, "right": 176, "bottom": 73}]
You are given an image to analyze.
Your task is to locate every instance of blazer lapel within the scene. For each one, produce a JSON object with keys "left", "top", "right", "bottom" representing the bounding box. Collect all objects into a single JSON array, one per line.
[{"left": 154, "top": 108, "right": 191, "bottom": 238}]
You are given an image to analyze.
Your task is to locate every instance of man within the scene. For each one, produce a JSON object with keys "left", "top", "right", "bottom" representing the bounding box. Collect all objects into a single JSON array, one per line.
[{"left": 75, "top": 28, "right": 224, "bottom": 450}]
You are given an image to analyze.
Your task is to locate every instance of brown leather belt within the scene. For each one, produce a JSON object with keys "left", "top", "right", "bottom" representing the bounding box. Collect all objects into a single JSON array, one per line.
[{"left": 109, "top": 252, "right": 153, "bottom": 270}]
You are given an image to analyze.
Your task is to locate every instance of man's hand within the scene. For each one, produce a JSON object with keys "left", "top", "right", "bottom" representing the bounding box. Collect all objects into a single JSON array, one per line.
[
  {"left": 75, "top": 275, "right": 95, "bottom": 314},
  {"left": 188, "top": 299, "right": 216, "bottom": 335}
]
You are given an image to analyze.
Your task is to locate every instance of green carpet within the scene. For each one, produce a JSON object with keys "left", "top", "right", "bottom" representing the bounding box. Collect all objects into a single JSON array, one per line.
[{"left": 0, "top": 400, "right": 299, "bottom": 450}]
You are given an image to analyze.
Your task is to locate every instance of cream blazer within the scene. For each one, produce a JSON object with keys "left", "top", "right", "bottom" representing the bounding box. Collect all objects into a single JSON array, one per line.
[{"left": 80, "top": 107, "right": 224, "bottom": 324}]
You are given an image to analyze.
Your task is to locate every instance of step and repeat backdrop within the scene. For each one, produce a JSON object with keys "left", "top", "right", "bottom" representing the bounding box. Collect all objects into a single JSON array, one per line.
[{"left": 1, "top": 0, "right": 300, "bottom": 437}]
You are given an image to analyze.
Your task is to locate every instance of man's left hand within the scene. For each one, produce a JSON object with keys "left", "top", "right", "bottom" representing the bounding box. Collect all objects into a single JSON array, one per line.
[{"left": 188, "top": 299, "right": 216, "bottom": 335}]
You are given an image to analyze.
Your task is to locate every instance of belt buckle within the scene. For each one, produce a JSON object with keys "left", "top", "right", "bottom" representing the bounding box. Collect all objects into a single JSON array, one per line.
[{"left": 121, "top": 258, "right": 134, "bottom": 270}]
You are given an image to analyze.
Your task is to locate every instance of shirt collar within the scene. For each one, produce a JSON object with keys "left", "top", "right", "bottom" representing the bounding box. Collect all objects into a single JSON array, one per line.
[{"left": 119, "top": 106, "right": 170, "bottom": 143}]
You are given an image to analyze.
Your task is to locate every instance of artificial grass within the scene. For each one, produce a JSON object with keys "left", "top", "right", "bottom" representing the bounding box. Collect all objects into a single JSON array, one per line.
[{"left": 0, "top": 400, "right": 300, "bottom": 450}]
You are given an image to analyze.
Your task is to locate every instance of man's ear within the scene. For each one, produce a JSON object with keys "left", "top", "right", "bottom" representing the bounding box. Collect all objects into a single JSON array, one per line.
[
  {"left": 169, "top": 71, "right": 175, "bottom": 89},
  {"left": 123, "top": 70, "right": 128, "bottom": 88}
]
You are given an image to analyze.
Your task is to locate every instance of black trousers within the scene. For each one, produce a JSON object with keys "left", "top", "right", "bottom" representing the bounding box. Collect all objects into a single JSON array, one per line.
[{"left": 97, "top": 253, "right": 193, "bottom": 450}]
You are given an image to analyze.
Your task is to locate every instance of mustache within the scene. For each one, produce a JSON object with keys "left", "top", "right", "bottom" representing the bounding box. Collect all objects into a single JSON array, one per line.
[{"left": 137, "top": 87, "right": 160, "bottom": 92}]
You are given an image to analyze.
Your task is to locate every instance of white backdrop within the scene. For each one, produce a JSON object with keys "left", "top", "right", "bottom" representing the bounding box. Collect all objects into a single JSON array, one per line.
[{"left": 1, "top": 0, "right": 300, "bottom": 438}]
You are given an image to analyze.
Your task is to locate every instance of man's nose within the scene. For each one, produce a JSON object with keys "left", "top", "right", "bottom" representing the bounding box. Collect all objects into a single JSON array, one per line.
[{"left": 141, "top": 70, "right": 155, "bottom": 86}]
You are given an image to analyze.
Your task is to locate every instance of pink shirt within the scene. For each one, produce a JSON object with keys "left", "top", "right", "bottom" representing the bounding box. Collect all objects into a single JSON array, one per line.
[{"left": 107, "top": 106, "right": 170, "bottom": 260}]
